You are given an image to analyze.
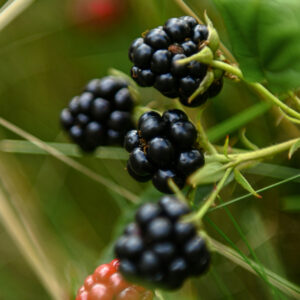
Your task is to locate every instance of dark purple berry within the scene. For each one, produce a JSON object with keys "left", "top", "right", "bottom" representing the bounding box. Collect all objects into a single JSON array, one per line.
[
  {"left": 108, "top": 111, "right": 132, "bottom": 132},
  {"left": 114, "top": 88, "right": 134, "bottom": 111},
  {"left": 179, "top": 76, "right": 199, "bottom": 96},
  {"left": 181, "top": 40, "right": 197, "bottom": 56},
  {"left": 146, "top": 217, "right": 173, "bottom": 242},
  {"left": 129, "top": 148, "right": 155, "bottom": 176},
  {"left": 171, "top": 54, "right": 189, "bottom": 77},
  {"left": 208, "top": 79, "right": 223, "bottom": 98},
  {"left": 154, "top": 73, "right": 177, "bottom": 92},
  {"left": 85, "top": 79, "right": 101, "bottom": 95},
  {"left": 133, "top": 43, "right": 154, "bottom": 68},
  {"left": 69, "top": 125, "right": 83, "bottom": 142},
  {"left": 91, "top": 98, "right": 111, "bottom": 121},
  {"left": 193, "top": 24, "right": 209, "bottom": 44},
  {"left": 145, "top": 27, "right": 171, "bottom": 49},
  {"left": 78, "top": 92, "right": 94, "bottom": 113},
  {"left": 170, "top": 121, "right": 197, "bottom": 149},
  {"left": 148, "top": 137, "right": 175, "bottom": 168},
  {"left": 159, "top": 197, "right": 190, "bottom": 220},
  {"left": 184, "top": 236, "right": 207, "bottom": 262},
  {"left": 180, "top": 16, "right": 198, "bottom": 29},
  {"left": 127, "top": 161, "right": 152, "bottom": 183},
  {"left": 85, "top": 121, "right": 105, "bottom": 145},
  {"left": 107, "top": 129, "right": 123, "bottom": 145},
  {"left": 162, "top": 109, "right": 188, "bottom": 124},
  {"left": 139, "top": 113, "right": 165, "bottom": 140},
  {"left": 76, "top": 113, "right": 90, "bottom": 126},
  {"left": 138, "top": 251, "right": 160, "bottom": 275},
  {"left": 164, "top": 18, "right": 190, "bottom": 42},
  {"left": 136, "top": 203, "right": 162, "bottom": 227},
  {"left": 177, "top": 149, "right": 205, "bottom": 176},
  {"left": 129, "top": 38, "right": 144, "bottom": 62},
  {"left": 124, "top": 130, "right": 140, "bottom": 152},
  {"left": 174, "top": 222, "right": 196, "bottom": 243},
  {"left": 180, "top": 92, "right": 209, "bottom": 107},
  {"left": 60, "top": 109, "right": 74, "bottom": 129},
  {"left": 151, "top": 50, "right": 172, "bottom": 74},
  {"left": 152, "top": 169, "right": 185, "bottom": 194},
  {"left": 152, "top": 242, "right": 175, "bottom": 262},
  {"left": 69, "top": 96, "right": 80, "bottom": 115},
  {"left": 98, "top": 76, "right": 127, "bottom": 99}
]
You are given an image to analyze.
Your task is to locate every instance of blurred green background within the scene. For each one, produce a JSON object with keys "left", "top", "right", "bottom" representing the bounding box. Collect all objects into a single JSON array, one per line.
[{"left": 0, "top": 0, "right": 299, "bottom": 299}]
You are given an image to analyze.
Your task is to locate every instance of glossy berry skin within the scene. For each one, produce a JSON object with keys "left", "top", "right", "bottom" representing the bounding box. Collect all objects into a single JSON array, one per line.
[
  {"left": 114, "top": 197, "right": 211, "bottom": 290},
  {"left": 60, "top": 76, "right": 135, "bottom": 152},
  {"left": 76, "top": 259, "right": 153, "bottom": 300},
  {"left": 124, "top": 109, "right": 205, "bottom": 193},
  {"left": 129, "top": 16, "right": 223, "bottom": 106}
]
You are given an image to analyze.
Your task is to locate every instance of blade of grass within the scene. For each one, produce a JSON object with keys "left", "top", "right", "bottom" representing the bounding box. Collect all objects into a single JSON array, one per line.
[
  {"left": 0, "top": 183, "right": 66, "bottom": 300},
  {"left": 245, "top": 163, "right": 300, "bottom": 183},
  {"left": 209, "top": 173, "right": 300, "bottom": 212},
  {"left": 0, "top": 0, "right": 35, "bottom": 31},
  {"left": 205, "top": 217, "right": 270, "bottom": 285},
  {"left": 210, "top": 266, "right": 234, "bottom": 300},
  {"left": 0, "top": 139, "right": 128, "bottom": 160},
  {"left": 0, "top": 117, "right": 139, "bottom": 204},
  {"left": 218, "top": 197, "right": 279, "bottom": 298},
  {"left": 210, "top": 237, "right": 300, "bottom": 299},
  {"left": 207, "top": 102, "right": 271, "bottom": 142}
]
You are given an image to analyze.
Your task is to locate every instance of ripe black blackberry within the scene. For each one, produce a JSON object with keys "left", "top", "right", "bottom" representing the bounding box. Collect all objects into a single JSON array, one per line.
[
  {"left": 60, "top": 76, "right": 135, "bottom": 152},
  {"left": 124, "top": 109, "right": 205, "bottom": 193},
  {"left": 129, "top": 16, "right": 223, "bottom": 107},
  {"left": 114, "top": 196, "right": 211, "bottom": 290}
]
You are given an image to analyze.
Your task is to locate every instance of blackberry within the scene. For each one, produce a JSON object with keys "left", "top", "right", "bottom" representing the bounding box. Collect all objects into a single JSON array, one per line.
[
  {"left": 114, "top": 197, "right": 211, "bottom": 290},
  {"left": 129, "top": 16, "right": 223, "bottom": 107},
  {"left": 60, "top": 76, "right": 135, "bottom": 152},
  {"left": 124, "top": 109, "right": 204, "bottom": 193},
  {"left": 76, "top": 259, "right": 153, "bottom": 300}
]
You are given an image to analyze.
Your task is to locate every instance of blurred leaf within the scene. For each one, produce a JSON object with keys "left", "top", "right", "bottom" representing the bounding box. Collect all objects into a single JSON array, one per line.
[
  {"left": 288, "top": 139, "right": 300, "bottom": 159},
  {"left": 281, "top": 195, "right": 300, "bottom": 212},
  {"left": 234, "top": 169, "right": 261, "bottom": 198},
  {"left": 207, "top": 103, "right": 271, "bottom": 142},
  {"left": 189, "top": 162, "right": 225, "bottom": 185},
  {"left": 213, "top": 0, "right": 300, "bottom": 92},
  {"left": 0, "top": 139, "right": 128, "bottom": 160}
]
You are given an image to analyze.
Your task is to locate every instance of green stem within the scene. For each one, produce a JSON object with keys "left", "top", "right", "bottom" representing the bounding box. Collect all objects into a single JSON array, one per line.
[
  {"left": 197, "top": 119, "right": 218, "bottom": 154},
  {"left": 210, "top": 60, "right": 300, "bottom": 120},
  {"left": 230, "top": 138, "right": 299, "bottom": 166},
  {"left": 187, "top": 167, "right": 232, "bottom": 222},
  {"left": 288, "top": 91, "right": 300, "bottom": 111},
  {"left": 250, "top": 83, "right": 300, "bottom": 120},
  {"left": 211, "top": 60, "right": 243, "bottom": 78}
]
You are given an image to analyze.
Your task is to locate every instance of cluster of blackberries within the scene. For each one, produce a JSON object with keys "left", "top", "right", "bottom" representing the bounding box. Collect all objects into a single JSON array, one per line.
[
  {"left": 129, "top": 16, "right": 223, "bottom": 107},
  {"left": 76, "top": 259, "right": 153, "bottom": 300},
  {"left": 124, "top": 109, "right": 205, "bottom": 193},
  {"left": 115, "top": 196, "right": 211, "bottom": 290},
  {"left": 60, "top": 76, "right": 135, "bottom": 152}
]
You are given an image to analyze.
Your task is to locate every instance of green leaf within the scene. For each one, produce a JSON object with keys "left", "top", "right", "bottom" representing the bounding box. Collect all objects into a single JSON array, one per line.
[
  {"left": 234, "top": 169, "right": 261, "bottom": 198},
  {"left": 207, "top": 102, "right": 271, "bottom": 142},
  {"left": 213, "top": 0, "right": 300, "bottom": 92},
  {"left": 288, "top": 139, "right": 300, "bottom": 159},
  {"left": 281, "top": 195, "right": 300, "bottom": 212},
  {"left": 189, "top": 162, "right": 226, "bottom": 185}
]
